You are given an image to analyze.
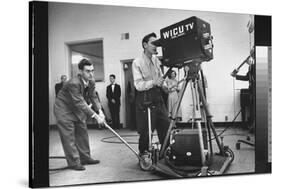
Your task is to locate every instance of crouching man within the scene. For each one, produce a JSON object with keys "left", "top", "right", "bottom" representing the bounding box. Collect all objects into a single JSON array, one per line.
[{"left": 54, "top": 59, "right": 105, "bottom": 171}]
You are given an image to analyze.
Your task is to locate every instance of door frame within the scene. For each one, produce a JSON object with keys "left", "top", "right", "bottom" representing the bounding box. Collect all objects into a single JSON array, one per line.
[{"left": 121, "top": 59, "right": 134, "bottom": 129}]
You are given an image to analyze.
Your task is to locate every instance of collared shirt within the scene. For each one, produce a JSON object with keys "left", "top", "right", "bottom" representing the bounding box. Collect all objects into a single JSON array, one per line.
[
  {"left": 111, "top": 82, "right": 115, "bottom": 92},
  {"left": 82, "top": 78, "right": 89, "bottom": 88},
  {"left": 81, "top": 78, "right": 101, "bottom": 118},
  {"left": 132, "top": 52, "right": 164, "bottom": 91}
]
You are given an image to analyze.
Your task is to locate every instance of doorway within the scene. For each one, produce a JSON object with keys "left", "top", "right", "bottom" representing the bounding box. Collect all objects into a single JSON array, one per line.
[
  {"left": 67, "top": 39, "right": 105, "bottom": 82},
  {"left": 122, "top": 60, "right": 137, "bottom": 130}
]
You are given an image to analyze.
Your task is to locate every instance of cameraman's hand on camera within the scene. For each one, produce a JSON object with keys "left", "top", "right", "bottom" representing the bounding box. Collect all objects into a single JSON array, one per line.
[
  {"left": 184, "top": 65, "right": 190, "bottom": 73},
  {"left": 153, "top": 77, "right": 164, "bottom": 87}
]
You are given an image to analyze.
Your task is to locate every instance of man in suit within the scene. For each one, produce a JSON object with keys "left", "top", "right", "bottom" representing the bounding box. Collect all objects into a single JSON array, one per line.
[
  {"left": 106, "top": 74, "right": 121, "bottom": 129},
  {"left": 54, "top": 59, "right": 105, "bottom": 171},
  {"left": 55, "top": 75, "right": 67, "bottom": 97}
]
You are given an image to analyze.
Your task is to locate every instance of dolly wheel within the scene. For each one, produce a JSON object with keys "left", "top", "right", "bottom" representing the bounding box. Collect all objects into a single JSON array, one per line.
[
  {"left": 196, "top": 171, "right": 213, "bottom": 176},
  {"left": 139, "top": 158, "right": 153, "bottom": 171},
  {"left": 236, "top": 142, "right": 241, "bottom": 150}
]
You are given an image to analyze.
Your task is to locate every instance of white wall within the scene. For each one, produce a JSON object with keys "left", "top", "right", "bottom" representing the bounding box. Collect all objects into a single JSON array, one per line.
[{"left": 49, "top": 2, "right": 252, "bottom": 125}]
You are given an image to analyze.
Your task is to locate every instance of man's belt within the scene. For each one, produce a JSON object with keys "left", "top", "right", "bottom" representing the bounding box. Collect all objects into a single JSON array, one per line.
[{"left": 136, "top": 87, "right": 163, "bottom": 108}]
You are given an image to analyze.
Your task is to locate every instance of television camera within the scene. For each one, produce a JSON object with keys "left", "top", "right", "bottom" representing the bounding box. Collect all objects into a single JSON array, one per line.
[{"left": 152, "top": 16, "right": 214, "bottom": 68}]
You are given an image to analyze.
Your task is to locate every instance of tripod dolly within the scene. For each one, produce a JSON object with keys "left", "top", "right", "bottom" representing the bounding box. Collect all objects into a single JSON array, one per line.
[
  {"left": 147, "top": 62, "right": 234, "bottom": 177},
  {"left": 100, "top": 61, "right": 234, "bottom": 177}
]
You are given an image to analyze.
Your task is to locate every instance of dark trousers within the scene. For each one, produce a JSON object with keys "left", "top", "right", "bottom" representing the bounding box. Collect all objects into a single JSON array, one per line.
[
  {"left": 109, "top": 103, "right": 120, "bottom": 129},
  {"left": 135, "top": 88, "right": 170, "bottom": 154},
  {"left": 240, "top": 89, "right": 254, "bottom": 126},
  {"left": 241, "top": 105, "right": 247, "bottom": 123},
  {"left": 56, "top": 119, "right": 92, "bottom": 166}
]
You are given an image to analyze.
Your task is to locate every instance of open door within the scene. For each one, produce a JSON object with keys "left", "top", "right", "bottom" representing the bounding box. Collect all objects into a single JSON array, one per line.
[{"left": 123, "top": 60, "right": 137, "bottom": 130}]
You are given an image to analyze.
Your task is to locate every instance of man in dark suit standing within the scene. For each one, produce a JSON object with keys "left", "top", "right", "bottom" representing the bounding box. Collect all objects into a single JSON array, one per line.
[
  {"left": 231, "top": 53, "right": 255, "bottom": 132},
  {"left": 54, "top": 59, "right": 105, "bottom": 171},
  {"left": 106, "top": 74, "right": 121, "bottom": 129},
  {"left": 55, "top": 75, "right": 67, "bottom": 97}
]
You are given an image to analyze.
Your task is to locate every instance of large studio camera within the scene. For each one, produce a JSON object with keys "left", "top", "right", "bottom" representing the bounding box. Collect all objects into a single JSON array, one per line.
[{"left": 153, "top": 16, "right": 214, "bottom": 68}]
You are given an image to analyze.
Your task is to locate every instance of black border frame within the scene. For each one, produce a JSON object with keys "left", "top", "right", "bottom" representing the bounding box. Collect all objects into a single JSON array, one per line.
[
  {"left": 254, "top": 15, "right": 272, "bottom": 173},
  {"left": 29, "top": 1, "right": 49, "bottom": 187},
  {"left": 29, "top": 2, "right": 272, "bottom": 187}
]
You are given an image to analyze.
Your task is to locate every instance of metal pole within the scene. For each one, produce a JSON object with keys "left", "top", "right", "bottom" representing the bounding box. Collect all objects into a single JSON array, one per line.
[
  {"left": 159, "top": 77, "right": 190, "bottom": 158},
  {"left": 198, "top": 71, "right": 213, "bottom": 161},
  {"left": 190, "top": 83, "right": 196, "bottom": 129},
  {"left": 103, "top": 122, "right": 141, "bottom": 160},
  {"left": 194, "top": 80, "right": 206, "bottom": 165},
  {"left": 148, "top": 107, "right": 152, "bottom": 151},
  {"left": 197, "top": 81, "right": 224, "bottom": 155}
]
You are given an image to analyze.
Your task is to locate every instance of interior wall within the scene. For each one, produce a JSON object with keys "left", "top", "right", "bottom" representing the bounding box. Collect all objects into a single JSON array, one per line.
[
  {"left": 49, "top": 2, "right": 252, "bottom": 125},
  {"left": 70, "top": 51, "right": 104, "bottom": 81}
]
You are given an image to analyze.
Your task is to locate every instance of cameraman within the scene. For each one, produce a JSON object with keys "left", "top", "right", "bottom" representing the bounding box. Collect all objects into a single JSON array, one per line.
[{"left": 132, "top": 33, "right": 170, "bottom": 163}]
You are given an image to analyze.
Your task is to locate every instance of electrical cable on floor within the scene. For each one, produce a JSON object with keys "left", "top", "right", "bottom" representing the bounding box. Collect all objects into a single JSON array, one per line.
[
  {"left": 100, "top": 134, "right": 159, "bottom": 144},
  {"left": 101, "top": 134, "right": 139, "bottom": 144},
  {"left": 209, "top": 109, "right": 242, "bottom": 141}
]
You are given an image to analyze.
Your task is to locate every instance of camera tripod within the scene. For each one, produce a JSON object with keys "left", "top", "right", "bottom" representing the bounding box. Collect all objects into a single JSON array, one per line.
[
  {"left": 98, "top": 62, "right": 234, "bottom": 177},
  {"left": 154, "top": 62, "right": 234, "bottom": 177}
]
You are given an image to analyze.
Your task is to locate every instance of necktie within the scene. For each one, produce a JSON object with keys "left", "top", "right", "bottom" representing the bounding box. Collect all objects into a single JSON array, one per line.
[{"left": 84, "top": 86, "right": 89, "bottom": 103}]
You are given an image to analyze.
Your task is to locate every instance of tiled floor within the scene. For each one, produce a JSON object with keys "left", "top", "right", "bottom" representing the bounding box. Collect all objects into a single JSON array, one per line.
[{"left": 49, "top": 127, "right": 255, "bottom": 186}]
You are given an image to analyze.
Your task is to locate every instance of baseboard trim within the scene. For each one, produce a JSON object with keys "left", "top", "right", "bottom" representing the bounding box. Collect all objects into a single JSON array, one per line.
[
  {"left": 176, "top": 121, "right": 246, "bottom": 128},
  {"left": 49, "top": 123, "right": 124, "bottom": 130},
  {"left": 50, "top": 121, "right": 245, "bottom": 130}
]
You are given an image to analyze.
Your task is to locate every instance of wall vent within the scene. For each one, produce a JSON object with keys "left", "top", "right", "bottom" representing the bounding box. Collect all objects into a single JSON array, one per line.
[{"left": 121, "top": 33, "right": 129, "bottom": 40}]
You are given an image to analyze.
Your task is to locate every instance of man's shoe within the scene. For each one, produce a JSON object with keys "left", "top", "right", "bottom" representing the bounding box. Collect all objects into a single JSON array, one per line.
[
  {"left": 140, "top": 151, "right": 151, "bottom": 163},
  {"left": 139, "top": 151, "right": 152, "bottom": 171},
  {"left": 70, "top": 164, "right": 85, "bottom": 171},
  {"left": 81, "top": 159, "right": 100, "bottom": 165}
]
